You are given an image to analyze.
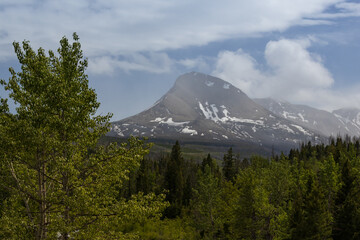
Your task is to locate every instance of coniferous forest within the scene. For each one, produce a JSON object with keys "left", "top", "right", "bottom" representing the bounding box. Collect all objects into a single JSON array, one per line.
[
  {"left": 1, "top": 34, "right": 360, "bottom": 239},
  {"left": 105, "top": 138, "right": 360, "bottom": 240}
]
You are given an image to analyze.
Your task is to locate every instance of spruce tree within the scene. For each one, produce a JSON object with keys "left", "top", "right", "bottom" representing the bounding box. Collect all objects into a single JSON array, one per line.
[
  {"left": 201, "top": 153, "right": 213, "bottom": 173},
  {"left": 164, "top": 141, "right": 185, "bottom": 217},
  {"left": 333, "top": 158, "right": 360, "bottom": 239},
  {"left": 223, "top": 147, "right": 235, "bottom": 181}
]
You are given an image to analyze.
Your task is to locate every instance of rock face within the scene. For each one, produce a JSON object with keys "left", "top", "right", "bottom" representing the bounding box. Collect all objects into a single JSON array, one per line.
[
  {"left": 254, "top": 98, "right": 360, "bottom": 138},
  {"left": 109, "top": 72, "right": 325, "bottom": 149},
  {"left": 332, "top": 108, "right": 360, "bottom": 135}
]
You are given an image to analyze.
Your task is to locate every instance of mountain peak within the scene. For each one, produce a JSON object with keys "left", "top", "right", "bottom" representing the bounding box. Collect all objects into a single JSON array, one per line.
[
  {"left": 109, "top": 72, "right": 324, "bottom": 151},
  {"left": 174, "top": 72, "right": 238, "bottom": 93}
]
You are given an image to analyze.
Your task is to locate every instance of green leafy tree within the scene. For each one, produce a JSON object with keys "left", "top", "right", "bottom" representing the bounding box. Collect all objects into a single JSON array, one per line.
[
  {"left": 192, "top": 164, "right": 222, "bottom": 239},
  {"left": 266, "top": 157, "right": 292, "bottom": 239},
  {"left": 231, "top": 167, "right": 262, "bottom": 239},
  {"left": 0, "top": 99, "right": 11, "bottom": 218},
  {"left": 231, "top": 156, "right": 278, "bottom": 239},
  {"left": 0, "top": 34, "right": 167, "bottom": 239}
]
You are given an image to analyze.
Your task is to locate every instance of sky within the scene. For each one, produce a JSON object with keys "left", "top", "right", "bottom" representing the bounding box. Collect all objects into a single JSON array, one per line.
[{"left": 0, "top": 0, "right": 360, "bottom": 120}]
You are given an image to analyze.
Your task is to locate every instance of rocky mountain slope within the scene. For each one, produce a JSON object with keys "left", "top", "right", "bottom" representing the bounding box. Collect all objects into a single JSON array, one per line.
[
  {"left": 108, "top": 72, "right": 324, "bottom": 149},
  {"left": 332, "top": 108, "right": 360, "bottom": 134},
  {"left": 254, "top": 98, "right": 360, "bottom": 138}
]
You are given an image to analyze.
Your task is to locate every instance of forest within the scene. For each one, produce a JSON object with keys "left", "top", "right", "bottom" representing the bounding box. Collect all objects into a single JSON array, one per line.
[
  {"left": 1, "top": 34, "right": 360, "bottom": 239},
  {"left": 116, "top": 137, "right": 360, "bottom": 239}
]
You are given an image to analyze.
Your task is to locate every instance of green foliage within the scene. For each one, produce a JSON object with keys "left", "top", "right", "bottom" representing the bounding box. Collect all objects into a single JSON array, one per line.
[
  {"left": 164, "top": 141, "right": 185, "bottom": 218},
  {"left": 137, "top": 217, "right": 198, "bottom": 240},
  {"left": 136, "top": 158, "right": 158, "bottom": 195},
  {"left": 191, "top": 165, "right": 222, "bottom": 238},
  {"left": 223, "top": 147, "right": 236, "bottom": 181},
  {"left": 106, "top": 137, "right": 360, "bottom": 239},
  {"left": 229, "top": 157, "right": 275, "bottom": 239},
  {"left": 2, "top": 34, "right": 360, "bottom": 239},
  {"left": 0, "top": 34, "right": 167, "bottom": 239},
  {"left": 333, "top": 154, "right": 360, "bottom": 239},
  {"left": 289, "top": 168, "right": 332, "bottom": 239}
]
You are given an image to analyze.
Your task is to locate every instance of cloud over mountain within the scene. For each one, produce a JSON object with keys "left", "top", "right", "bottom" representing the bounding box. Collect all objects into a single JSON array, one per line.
[
  {"left": 213, "top": 38, "right": 360, "bottom": 111},
  {"left": 1, "top": 0, "right": 359, "bottom": 121}
]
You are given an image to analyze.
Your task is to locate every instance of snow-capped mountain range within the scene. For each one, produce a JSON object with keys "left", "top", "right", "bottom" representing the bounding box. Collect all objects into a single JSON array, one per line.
[
  {"left": 254, "top": 98, "right": 360, "bottom": 138},
  {"left": 108, "top": 72, "right": 340, "bottom": 150}
]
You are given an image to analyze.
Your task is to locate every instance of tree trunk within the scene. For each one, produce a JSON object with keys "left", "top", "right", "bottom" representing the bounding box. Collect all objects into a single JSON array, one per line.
[{"left": 36, "top": 149, "right": 47, "bottom": 240}]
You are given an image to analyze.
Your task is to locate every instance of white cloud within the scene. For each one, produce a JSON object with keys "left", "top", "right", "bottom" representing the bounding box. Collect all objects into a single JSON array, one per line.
[
  {"left": 177, "top": 57, "right": 209, "bottom": 72},
  {"left": 88, "top": 53, "right": 213, "bottom": 75},
  {"left": 212, "top": 50, "right": 265, "bottom": 96},
  {"left": 314, "top": 2, "right": 360, "bottom": 18},
  {"left": 87, "top": 56, "right": 117, "bottom": 75},
  {"left": 297, "top": 19, "right": 334, "bottom": 26},
  {"left": 212, "top": 38, "right": 360, "bottom": 111},
  {"left": 88, "top": 52, "right": 173, "bottom": 75},
  {"left": 0, "top": 0, "right": 345, "bottom": 62},
  {"left": 265, "top": 38, "right": 334, "bottom": 89}
]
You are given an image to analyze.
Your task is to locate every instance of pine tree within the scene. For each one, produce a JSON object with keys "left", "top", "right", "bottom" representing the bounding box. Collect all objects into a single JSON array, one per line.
[
  {"left": 290, "top": 168, "right": 332, "bottom": 239},
  {"left": 136, "top": 158, "right": 157, "bottom": 195},
  {"left": 164, "top": 141, "right": 185, "bottom": 218},
  {"left": 201, "top": 153, "right": 221, "bottom": 178},
  {"left": 223, "top": 147, "right": 236, "bottom": 181},
  {"left": 333, "top": 157, "right": 360, "bottom": 239},
  {"left": 201, "top": 153, "right": 213, "bottom": 173}
]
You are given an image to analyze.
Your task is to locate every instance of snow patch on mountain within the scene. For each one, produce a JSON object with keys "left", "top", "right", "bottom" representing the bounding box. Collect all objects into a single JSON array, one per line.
[
  {"left": 222, "top": 107, "right": 264, "bottom": 125},
  {"left": 150, "top": 117, "right": 189, "bottom": 126},
  {"left": 181, "top": 126, "right": 198, "bottom": 135},
  {"left": 205, "top": 81, "right": 214, "bottom": 87},
  {"left": 291, "top": 124, "right": 311, "bottom": 136},
  {"left": 281, "top": 111, "right": 297, "bottom": 120},
  {"left": 113, "top": 125, "right": 124, "bottom": 137},
  {"left": 274, "top": 123, "right": 295, "bottom": 134},
  {"left": 210, "top": 104, "right": 220, "bottom": 120},
  {"left": 199, "top": 102, "right": 218, "bottom": 121},
  {"left": 281, "top": 111, "right": 308, "bottom": 123},
  {"left": 334, "top": 114, "right": 346, "bottom": 124},
  {"left": 199, "top": 102, "right": 265, "bottom": 126},
  {"left": 298, "top": 113, "right": 309, "bottom": 123}
]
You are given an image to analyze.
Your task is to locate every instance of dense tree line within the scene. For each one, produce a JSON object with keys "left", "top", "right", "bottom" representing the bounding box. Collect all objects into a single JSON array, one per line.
[{"left": 113, "top": 138, "right": 360, "bottom": 239}]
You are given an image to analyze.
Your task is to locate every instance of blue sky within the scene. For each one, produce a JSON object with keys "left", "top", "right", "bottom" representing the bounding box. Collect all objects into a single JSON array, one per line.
[{"left": 1, "top": 0, "right": 360, "bottom": 120}]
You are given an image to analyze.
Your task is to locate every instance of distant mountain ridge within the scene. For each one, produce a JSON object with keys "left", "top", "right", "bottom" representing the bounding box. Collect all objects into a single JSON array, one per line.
[
  {"left": 254, "top": 98, "right": 360, "bottom": 138},
  {"left": 333, "top": 108, "right": 360, "bottom": 132},
  {"left": 108, "top": 72, "right": 326, "bottom": 151}
]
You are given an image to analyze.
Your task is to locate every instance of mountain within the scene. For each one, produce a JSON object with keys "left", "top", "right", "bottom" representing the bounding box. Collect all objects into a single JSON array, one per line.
[
  {"left": 109, "top": 72, "right": 324, "bottom": 150},
  {"left": 254, "top": 98, "right": 360, "bottom": 138},
  {"left": 332, "top": 108, "right": 360, "bottom": 134}
]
